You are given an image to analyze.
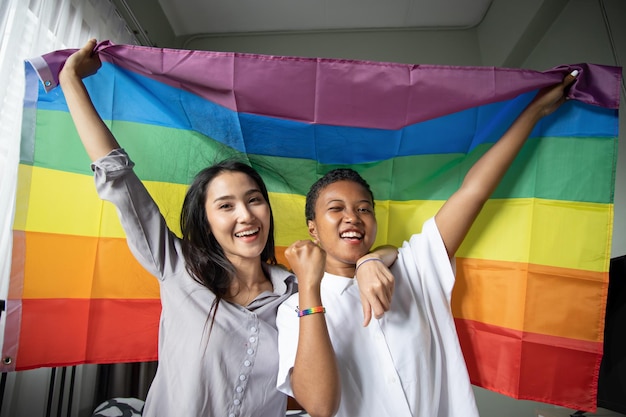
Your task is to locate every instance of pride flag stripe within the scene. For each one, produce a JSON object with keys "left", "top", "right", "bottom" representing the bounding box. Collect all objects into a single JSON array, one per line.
[
  {"left": 36, "top": 47, "right": 622, "bottom": 127},
  {"left": 9, "top": 297, "right": 602, "bottom": 379},
  {"left": 456, "top": 318, "right": 602, "bottom": 410},
  {"left": 13, "top": 298, "right": 161, "bottom": 371}
]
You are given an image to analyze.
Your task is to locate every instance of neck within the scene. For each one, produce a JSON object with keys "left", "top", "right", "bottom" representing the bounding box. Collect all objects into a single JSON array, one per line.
[
  {"left": 227, "top": 260, "right": 272, "bottom": 306},
  {"left": 324, "top": 259, "right": 356, "bottom": 278},
  {"left": 235, "top": 260, "right": 267, "bottom": 285}
]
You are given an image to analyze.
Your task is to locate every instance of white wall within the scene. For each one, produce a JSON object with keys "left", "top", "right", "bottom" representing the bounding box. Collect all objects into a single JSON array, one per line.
[{"left": 184, "top": 29, "right": 483, "bottom": 65}]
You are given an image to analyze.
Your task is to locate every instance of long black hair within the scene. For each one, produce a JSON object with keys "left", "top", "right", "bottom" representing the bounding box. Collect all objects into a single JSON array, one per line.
[{"left": 180, "top": 159, "right": 277, "bottom": 302}]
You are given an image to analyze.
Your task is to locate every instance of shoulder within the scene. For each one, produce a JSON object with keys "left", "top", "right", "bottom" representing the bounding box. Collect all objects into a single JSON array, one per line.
[
  {"left": 396, "top": 216, "right": 456, "bottom": 294},
  {"left": 401, "top": 217, "right": 442, "bottom": 251}
]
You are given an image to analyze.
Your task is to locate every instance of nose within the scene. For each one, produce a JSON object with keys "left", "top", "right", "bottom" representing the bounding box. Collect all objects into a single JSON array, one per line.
[
  {"left": 344, "top": 208, "right": 362, "bottom": 224},
  {"left": 237, "top": 203, "right": 255, "bottom": 223}
]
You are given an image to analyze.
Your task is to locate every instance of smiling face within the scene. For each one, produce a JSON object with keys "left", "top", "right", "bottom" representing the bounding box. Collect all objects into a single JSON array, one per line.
[
  {"left": 308, "top": 179, "right": 377, "bottom": 277},
  {"left": 204, "top": 171, "right": 271, "bottom": 268}
]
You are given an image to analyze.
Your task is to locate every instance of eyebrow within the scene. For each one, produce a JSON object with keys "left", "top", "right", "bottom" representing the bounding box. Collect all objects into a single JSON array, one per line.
[
  {"left": 325, "top": 198, "right": 372, "bottom": 205},
  {"left": 211, "top": 189, "right": 262, "bottom": 204}
]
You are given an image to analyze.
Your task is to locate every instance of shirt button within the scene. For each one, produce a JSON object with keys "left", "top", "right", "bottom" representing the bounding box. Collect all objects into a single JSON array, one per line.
[
  {"left": 250, "top": 326, "right": 258, "bottom": 333},
  {"left": 247, "top": 348, "right": 254, "bottom": 355},
  {"left": 234, "top": 399, "right": 241, "bottom": 406},
  {"left": 249, "top": 337, "right": 256, "bottom": 343},
  {"left": 236, "top": 386, "right": 243, "bottom": 393},
  {"left": 239, "top": 374, "right": 246, "bottom": 381},
  {"left": 244, "top": 360, "right": 251, "bottom": 367},
  {"left": 229, "top": 414, "right": 235, "bottom": 417}
]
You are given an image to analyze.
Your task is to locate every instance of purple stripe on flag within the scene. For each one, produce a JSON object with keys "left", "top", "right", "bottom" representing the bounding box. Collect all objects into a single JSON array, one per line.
[{"left": 33, "top": 41, "right": 621, "bottom": 130}]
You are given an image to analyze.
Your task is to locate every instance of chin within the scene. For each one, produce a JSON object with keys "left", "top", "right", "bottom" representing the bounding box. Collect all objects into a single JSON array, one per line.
[{"left": 342, "top": 254, "right": 363, "bottom": 266}]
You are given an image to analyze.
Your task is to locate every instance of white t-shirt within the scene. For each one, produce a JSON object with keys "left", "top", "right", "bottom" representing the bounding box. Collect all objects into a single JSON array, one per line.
[{"left": 277, "top": 217, "right": 479, "bottom": 417}]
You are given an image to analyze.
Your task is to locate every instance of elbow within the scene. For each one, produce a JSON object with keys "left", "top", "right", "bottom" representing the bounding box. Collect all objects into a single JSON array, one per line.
[
  {"left": 294, "top": 387, "right": 340, "bottom": 417},
  {"left": 291, "top": 367, "right": 341, "bottom": 417},
  {"left": 305, "top": 401, "right": 340, "bottom": 417}
]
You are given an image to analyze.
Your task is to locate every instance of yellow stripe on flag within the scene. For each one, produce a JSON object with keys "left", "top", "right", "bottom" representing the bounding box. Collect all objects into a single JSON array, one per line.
[{"left": 460, "top": 199, "right": 612, "bottom": 272}]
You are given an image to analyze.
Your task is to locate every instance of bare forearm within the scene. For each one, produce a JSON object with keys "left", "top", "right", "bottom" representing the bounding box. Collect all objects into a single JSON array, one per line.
[
  {"left": 462, "top": 106, "right": 542, "bottom": 198},
  {"left": 291, "top": 285, "right": 340, "bottom": 417},
  {"left": 59, "top": 69, "right": 119, "bottom": 161},
  {"left": 365, "top": 245, "right": 397, "bottom": 268},
  {"left": 436, "top": 100, "right": 545, "bottom": 256}
]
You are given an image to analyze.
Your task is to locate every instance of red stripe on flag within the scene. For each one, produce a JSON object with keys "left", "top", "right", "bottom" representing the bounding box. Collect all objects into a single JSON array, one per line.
[
  {"left": 16, "top": 298, "right": 160, "bottom": 371},
  {"left": 456, "top": 318, "right": 602, "bottom": 411}
]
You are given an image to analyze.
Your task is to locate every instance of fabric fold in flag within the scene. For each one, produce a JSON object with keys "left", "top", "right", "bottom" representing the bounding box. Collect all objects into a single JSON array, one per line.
[{"left": 5, "top": 41, "right": 621, "bottom": 412}]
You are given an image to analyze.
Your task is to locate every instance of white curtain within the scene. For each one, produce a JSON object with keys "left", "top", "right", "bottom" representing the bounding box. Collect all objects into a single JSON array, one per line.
[{"left": 0, "top": 0, "right": 137, "bottom": 355}]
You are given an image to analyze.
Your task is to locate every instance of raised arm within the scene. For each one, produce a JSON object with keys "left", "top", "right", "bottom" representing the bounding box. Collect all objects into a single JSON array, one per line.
[
  {"left": 435, "top": 71, "right": 578, "bottom": 258},
  {"left": 286, "top": 240, "right": 340, "bottom": 417},
  {"left": 59, "top": 39, "right": 119, "bottom": 161}
]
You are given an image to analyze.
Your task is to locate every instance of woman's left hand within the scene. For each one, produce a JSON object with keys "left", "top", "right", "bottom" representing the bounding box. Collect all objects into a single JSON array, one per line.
[{"left": 355, "top": 256, "right": 395, "bottom": 326}]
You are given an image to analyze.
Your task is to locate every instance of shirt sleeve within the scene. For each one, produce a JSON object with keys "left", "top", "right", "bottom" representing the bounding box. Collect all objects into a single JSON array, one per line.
[
  {"left": 91, "top": 148, "right": 183, "bottom": 281},
  {"left": 275, "top": 293, "right": 300, "bottom": 396},
  {"left": 408, "top": 217, "right": 456, "bottom": 300}
]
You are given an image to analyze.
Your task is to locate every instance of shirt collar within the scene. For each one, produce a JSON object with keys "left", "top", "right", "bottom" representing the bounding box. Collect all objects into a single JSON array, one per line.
[
  {"left": 264, "top": 263, "right": 296, "bottom": 296},
  {"left": 321, "top": 271, "right": 356, "bottom": 295}
]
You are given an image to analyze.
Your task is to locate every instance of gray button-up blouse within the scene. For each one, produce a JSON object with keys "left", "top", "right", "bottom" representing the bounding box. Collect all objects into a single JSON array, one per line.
[{"left": 92, "top": 149, "right": 297, "bottom": 417}]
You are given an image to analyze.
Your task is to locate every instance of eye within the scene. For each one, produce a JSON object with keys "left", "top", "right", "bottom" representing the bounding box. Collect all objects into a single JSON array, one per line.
[
  {"left": 357, "top": 206, "right": 372, "bottom": 213},
  {"left": 248, "top": 193, "right": 265, "bottom": 204},
  {"left": 218, "top": 203, "right": 233, "bottom": 210},
  {"left": 328, "top": 206, "right": 343, "bottom": 212}
]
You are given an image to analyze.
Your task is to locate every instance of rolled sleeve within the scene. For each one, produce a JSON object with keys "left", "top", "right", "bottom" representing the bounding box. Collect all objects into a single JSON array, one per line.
[{"left": 92, "top": 148, "right": 182, "bottom": 280}]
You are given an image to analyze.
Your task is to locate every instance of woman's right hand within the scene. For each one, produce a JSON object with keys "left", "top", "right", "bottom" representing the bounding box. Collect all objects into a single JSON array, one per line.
[
  {"left": 61, "top": 39, "right": 101, "bottom": 81},
  {"left": 285, "top": 240, "right": 326, "bottom": 291}
]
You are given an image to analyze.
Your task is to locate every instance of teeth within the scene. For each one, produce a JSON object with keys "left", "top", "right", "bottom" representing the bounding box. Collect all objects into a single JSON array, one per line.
[
  {"left": 341, "top": 231, "right": 362, "bottom": 238},
  {"left": 236, "top": 228, "right": 259, "bottom": 237}
]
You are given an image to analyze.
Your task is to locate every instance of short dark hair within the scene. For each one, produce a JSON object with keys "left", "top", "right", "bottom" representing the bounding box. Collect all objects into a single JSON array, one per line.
[
  {"left": 305, "top": 168, "right": 375, "bottom": 222},
  {"left": 180, "top": 159, "right": 276, "bottom": 298}
]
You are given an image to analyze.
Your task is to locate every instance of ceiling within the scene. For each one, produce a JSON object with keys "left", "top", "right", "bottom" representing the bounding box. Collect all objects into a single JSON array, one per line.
[{"left": 153, "top": 0, "right": 494, "bottom": 36}]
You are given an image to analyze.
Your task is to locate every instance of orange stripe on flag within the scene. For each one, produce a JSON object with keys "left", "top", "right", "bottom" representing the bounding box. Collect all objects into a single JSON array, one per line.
[
  {"left": 10, "top": 231, "right": 26, "bottom": 299},
  {"left": 20, "top": 231, "right": 159, "bottom": 299},
  {"left": 276, "top": 247, "right": 608, "bottom": 342},
  {"left": 453, "top": 257, "right": 608, "bottom": 342}
]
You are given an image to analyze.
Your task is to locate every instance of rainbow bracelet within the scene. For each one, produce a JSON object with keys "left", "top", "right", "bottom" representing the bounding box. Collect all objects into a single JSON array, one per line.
[{"left": 296, "top": 306, "right": 326, "bottom": 317}]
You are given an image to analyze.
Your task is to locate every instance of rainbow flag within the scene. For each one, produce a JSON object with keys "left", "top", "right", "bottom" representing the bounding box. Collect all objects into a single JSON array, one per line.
[{"left": 4, "top": 41, "right": 621, "bottom": 411}]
